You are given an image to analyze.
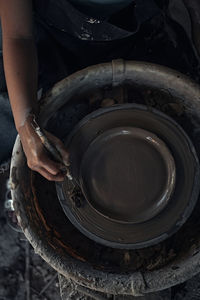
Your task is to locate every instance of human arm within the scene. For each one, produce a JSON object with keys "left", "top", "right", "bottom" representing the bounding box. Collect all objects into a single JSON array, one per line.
[{"left": 0, "top": 0, "right": 68, "bottom": 181}]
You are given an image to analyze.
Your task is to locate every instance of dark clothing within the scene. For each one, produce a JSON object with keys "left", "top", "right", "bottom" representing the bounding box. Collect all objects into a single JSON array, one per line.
[
  {"left": 34, "top": 0, "right": 159, "bottom": 41},
  {"left": 33, "top": 0, "right": 199, "bottom": 91},
  {"left": 68, "top": 0, "right": 133, "bottom": 18},
  {"left": 33, "top": 0, "right": 161, "bottom": 90}
]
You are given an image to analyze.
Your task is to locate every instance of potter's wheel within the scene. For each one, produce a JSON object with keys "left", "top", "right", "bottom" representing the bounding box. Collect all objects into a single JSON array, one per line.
[{"left": 56, "top": 104, "right": 199, "bottom": 249}]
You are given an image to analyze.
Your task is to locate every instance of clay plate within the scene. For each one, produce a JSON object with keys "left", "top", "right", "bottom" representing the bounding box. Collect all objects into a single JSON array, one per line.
[
  {"left": 56, "top": 104, "right": 200, "bottom": 249},
  {"left": 79, "top": 127, "right": 175, "bottom": 224}
]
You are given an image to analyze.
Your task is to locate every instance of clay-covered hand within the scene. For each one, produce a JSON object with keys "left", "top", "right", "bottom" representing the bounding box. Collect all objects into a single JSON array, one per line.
[{"left": 18, "top": 116, "right": 69, "bottom": 181}]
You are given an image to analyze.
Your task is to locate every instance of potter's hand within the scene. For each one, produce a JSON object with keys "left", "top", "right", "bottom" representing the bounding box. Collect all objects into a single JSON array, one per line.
[{"left": 18, "top": 115, "right": 69, "bottom": 181}]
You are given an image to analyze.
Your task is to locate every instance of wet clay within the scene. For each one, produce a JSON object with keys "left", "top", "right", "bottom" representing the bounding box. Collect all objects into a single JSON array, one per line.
[
  {"left": 80, "top": 127, "right": 175, "bottom": 223},
  {"left": 57, "top": 103, "right": 197, "bottom": 249}
]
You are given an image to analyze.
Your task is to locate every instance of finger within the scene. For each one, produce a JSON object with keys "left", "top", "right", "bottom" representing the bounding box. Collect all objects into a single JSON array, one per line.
[
  {"left": 45, "top": 131, "right": 69, "bottom": 165},
  {"left": 35, "top": 166, "right": 64, "bottom": 182},
  {"left": 39, "top": 154, "right": 63, "bottom": 175},
  {"left": 55, "top": 143, "right": 69, "bottom": 166}
]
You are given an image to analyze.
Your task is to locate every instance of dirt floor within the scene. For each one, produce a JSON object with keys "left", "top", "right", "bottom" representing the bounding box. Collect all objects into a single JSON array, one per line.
[{"left": 0, "top": 167, "right": 61, "bottom": 300}]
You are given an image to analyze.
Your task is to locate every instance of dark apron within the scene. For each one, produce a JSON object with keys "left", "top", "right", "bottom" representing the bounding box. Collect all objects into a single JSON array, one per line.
[
  {"left": 33, "top": 0, "right": 199, "bottom": 91},
  {"left": 33, "top": 0, "right": 162, "bottom": 90}
]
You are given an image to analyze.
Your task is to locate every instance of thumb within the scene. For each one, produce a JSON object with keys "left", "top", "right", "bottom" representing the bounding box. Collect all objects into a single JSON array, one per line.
[
  {"left": 55, "top": 143, "right": 70, "bottom": 166},
  {"left": 45, "top": 131, "right": 70, "bottom": 166}
]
